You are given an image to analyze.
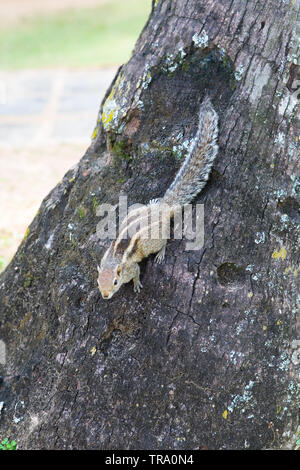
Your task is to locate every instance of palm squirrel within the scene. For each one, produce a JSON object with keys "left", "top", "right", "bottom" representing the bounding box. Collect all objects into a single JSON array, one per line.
[{"left": 97, "top": 95, "right": 219, "bottom": 299}]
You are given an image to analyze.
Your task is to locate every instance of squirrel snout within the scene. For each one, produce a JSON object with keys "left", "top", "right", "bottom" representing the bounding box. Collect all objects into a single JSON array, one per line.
[{"left": 100, "top": 289, "right": 111, "bottom": 299}]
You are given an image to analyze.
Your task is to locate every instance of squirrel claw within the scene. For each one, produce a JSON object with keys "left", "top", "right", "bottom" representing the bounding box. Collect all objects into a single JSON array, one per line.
[
  {"left": 154, "top": 247, "right": 166, "bottom": 264},
  {"left": 133, "top": 280, "right": 143, "bottom": 293}
]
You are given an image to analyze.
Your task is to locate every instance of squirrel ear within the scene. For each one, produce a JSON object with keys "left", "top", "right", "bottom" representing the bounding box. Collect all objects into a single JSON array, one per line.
[
  {"left": 117, "top": 265, "right": 122, "bottom": 276},
  {"left": 97, "top": 265, "right": 101, "bottom": 273}
]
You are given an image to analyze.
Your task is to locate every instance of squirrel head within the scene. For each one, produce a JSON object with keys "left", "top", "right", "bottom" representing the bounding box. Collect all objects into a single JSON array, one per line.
[{"left": 97, "top": 263, "right": 123, "bottom": 299}]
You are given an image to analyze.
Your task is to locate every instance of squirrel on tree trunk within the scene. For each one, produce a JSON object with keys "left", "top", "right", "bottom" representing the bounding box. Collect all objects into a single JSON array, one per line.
[{"left": 97, "top": 95, "right": 219, "bottom": 299}]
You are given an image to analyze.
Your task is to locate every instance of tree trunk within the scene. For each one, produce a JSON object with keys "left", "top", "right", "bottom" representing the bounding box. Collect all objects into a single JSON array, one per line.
[{"left": 0, "top": 0, "right": 299, "bottom": 450}]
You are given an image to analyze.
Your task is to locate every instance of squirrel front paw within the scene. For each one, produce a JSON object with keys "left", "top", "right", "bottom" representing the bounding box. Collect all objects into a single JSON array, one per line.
[{"left": 133, "top": 279, "right": 143, "bottom": 293}]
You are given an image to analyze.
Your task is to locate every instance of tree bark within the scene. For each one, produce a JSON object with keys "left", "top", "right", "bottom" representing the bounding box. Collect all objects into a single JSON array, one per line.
[{"left": 0, "top": 0, "right": 299, "bottom": 450}]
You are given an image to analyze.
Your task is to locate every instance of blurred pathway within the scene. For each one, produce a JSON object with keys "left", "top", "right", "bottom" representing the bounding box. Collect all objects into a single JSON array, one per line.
[
  {"left": 0, "top": 67, "right": 116, "bottom": 147},
  {"left": 0, "top": 67, "right": 116, "bottom": 267}
]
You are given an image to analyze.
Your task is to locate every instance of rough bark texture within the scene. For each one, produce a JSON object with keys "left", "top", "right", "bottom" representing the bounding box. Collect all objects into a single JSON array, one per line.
[{"left": 0, "top": 0, "right": 299, "bottom": 450}]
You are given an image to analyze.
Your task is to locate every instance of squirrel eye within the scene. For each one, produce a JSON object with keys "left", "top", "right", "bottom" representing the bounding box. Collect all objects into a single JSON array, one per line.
[{"left": 113, "top": 279, "right": 118, "bottom": 286}]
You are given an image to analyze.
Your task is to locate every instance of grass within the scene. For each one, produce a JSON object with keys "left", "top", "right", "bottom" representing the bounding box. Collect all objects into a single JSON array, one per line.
[
  {"left": 0, "top": 0, "right": 151, "bottom": 69},
  {"left": 0, "top": 438, "right": 17, "bottom": 450}
]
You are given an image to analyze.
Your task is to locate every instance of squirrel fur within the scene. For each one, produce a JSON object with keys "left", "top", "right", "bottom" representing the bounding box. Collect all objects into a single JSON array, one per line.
[{"left": 97, "top": 96, "right": 219, "bottom": 299}]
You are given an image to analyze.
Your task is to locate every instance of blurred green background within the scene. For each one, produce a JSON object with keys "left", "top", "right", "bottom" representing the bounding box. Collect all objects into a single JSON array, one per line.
[{"left": 0, "top": 0, "right": 151, "bottom": 68}]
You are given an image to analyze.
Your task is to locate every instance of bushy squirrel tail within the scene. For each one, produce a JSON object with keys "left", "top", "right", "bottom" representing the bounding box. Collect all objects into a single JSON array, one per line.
[{"left": 163, "top": 96, "right": 219, "bottom": 207}]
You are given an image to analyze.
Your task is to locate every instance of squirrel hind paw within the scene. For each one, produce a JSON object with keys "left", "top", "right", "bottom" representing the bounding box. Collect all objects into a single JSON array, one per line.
[
  {"left": 148, "top": 198, "right": 160, "bottom": 205},
  {"left": 154, "top": 246, "right": 166, "bottom": 264}
]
